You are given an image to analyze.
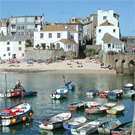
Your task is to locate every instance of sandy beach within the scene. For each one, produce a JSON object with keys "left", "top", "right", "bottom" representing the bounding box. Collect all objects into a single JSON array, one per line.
[{"left": 0, "top": 58, "right": 116, "bottom": 74}]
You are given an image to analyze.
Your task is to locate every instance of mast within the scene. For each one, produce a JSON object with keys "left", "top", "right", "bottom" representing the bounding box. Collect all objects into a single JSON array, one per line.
[
  {"left": 63, "top": 75, "right": 66, "bottom": 85},
  {"left": 4, "top": 74, "right": 7, "bottom": 109}
]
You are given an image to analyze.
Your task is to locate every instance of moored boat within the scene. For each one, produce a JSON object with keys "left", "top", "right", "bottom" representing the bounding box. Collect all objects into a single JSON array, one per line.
[
  {"left": 85, "top": 101, "right": 100, "bottom": 108},
  {"left": 22, "top": 91, "right": 37, "bottom": 96},
  {"left": 0, "top": 101, "right": 33, "bottom": 126},
  {"left": 38, "top": 111, "right": 72, "bottom": 130},
  {"left": 65, "top": 82, "right": 75, "bottom": 90},
  {"left": 63, "top": 116, "right": 87, "bottom": 130},
  {"left": 86, "top": 89, "right": 99, "bottom": 96},
  {"left": 99, "top": 90, "right": 110, "bottom": 98},
  {"left": 68, "top": 101, "right": 86, "bottom": 110},
  {"left": 104, "top": 102, "right": 117, "bottom": 109},
  {"left": 85, "top": 105, "right": 108, "bottom": 114},
  {"left": 71, "top": 120, "right": 101, "bottom": 135},
  {"left": 108, "top": 89, "right": 123, "bottom": 98},
  {"left": 111, "top": 121, "right": 132, "bottom": 135},
  {"left": 106, "top": 104, "right": 125, "bottom": 115},
  {"left": 123, "top": 90, "right": 135, "bottom": 98},
  {"left": 124, "top": 83, "right": 134, "bottom": 90}
]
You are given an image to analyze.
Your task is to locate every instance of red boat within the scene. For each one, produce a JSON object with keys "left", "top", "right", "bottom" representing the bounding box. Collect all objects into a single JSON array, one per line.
[{"left": 99, "top": 90, "right": 110, "bottom": 98}]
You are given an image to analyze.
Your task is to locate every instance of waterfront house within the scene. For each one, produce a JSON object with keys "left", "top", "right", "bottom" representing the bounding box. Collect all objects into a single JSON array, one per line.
[
  {"left": 34, "top": 24, "right": 79, "bottom": 57},
  {"left": 0, "top": 19, "right": 8, "bottom": 36},
  {"left": 96, "top": 9, "right": 120, "bottom": 46},
  {"left": 0, "top": 35, "right": 31, "bottom": 60},
  {"left": 102, "top": 33, "right": 124, "bottom": 53}
]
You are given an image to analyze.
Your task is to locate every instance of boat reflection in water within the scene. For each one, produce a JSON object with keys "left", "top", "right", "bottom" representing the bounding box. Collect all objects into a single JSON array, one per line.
[{"left": 0, "top": 118, "right": 33, "bottom": 134}]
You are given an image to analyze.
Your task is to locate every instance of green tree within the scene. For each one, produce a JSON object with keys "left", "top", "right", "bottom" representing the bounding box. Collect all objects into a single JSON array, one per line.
[
  {"left": 25, "top": 39, "right": 33, "bottom": 47},
  {"left": 41, "top": 43, "right": 46, "bottom": 50}
]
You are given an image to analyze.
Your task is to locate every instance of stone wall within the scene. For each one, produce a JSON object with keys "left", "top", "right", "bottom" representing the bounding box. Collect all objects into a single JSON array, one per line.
[
  {"left": 86, "top": 45, "right": 102, "bottom": 51},
  {"left": 24, "top": 49, "right": 74, "bottom": 61}
]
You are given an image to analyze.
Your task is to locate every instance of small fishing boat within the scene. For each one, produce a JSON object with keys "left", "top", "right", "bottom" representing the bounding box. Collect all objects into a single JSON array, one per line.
[
  {"left": 123, "top": 90, "right": 135, "bottom": 98},
  {"left": 68, "top": 101, "right": 86, "bottom": 110},
  {"left": 98, "top": 119, "right": 121, "bottom": 134},
  {"left": 86, "top": 89, "right": 99, "bottom": 96},
  {"left": 50, "top": 87, "right": 68, "bottom": 99},
  {"left": 71, "top": 120, "right": 101, "bottom": 135},
  {"left": 22, "top": 91, "right": 37, "bottom": 96},
  {"left": 106, "top": 104, "right": 125, "bottom": 115},
  {"left": 104, "top": 102, "right": 117, "bottom": 109},
  {"left": 124, "top": 83, "right": 133, "bottom": 90},
  {"left": 38, "top": 111, "right": 72, "bottom": 130},
  {"left": 85, "top": 106, "right": 108, "bottom": 114},
  {"left": 0, "top": 80, "right": 25, "bottom": 98},
  {"left": 85, "top": 101, "right": 100, "bottom": 108},
  {"left": 63, "top": 116, "right": 87, "bottom": 130},
  {"left": 108, "top": 89, "right": 123, "bottom": 98},
  {"left": 99, "top": 90, "right": 110, "bottom": 98},
  {"left": 65, "top": 82, "right": 75, "bottom": 90},
  {"left": 0, "top": 101, "right": 33, "bottom": 126},
  {"left": 111, "top": 121, "right": 132, "bottom": 135}
]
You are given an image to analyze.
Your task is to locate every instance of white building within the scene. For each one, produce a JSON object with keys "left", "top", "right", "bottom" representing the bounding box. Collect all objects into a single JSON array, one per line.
[
  {"left": 102, "top": 33, "right": 124, "bottom": 53},
  {"left": 96, "top": 9, "right": 120, "bottom": 46},
  {"left": 34, "top": 24, "right": 79, "bottom": 57},
  {"left": 0, "top": 35, "right": 31, "bottom": 60}
]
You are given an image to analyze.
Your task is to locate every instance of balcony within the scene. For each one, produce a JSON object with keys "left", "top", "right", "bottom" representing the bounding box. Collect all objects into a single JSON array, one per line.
[{"left": 11, "top": 28, "right": 16, "bottom": 32}]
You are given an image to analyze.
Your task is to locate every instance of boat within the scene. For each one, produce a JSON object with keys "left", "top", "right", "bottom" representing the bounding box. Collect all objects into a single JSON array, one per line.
[
  {"left": 0, "top": 101, "right": 33, "bottom": 126},
  {"left": 124, "top": 83, "right": 134, "bottom": 90},
  {"left": 71, "top": 120, "right": 101, "bottom": 135},
  {"left": 68, "top": 101, "right": 86, "bottom": 110},
  {"left": 22, "top": 91, "right": 37, "bottom": 96},
  {"left": 50, "top": 87, "right": 68, "bottom": 99},
  {"left": 108, "top": 89, "right": 123, "bottom": 98},
  {"left": 123, "top": 90, "right": 135, "bottom": 98},
  {"left": 98, "top": 119, "right": 121, "bottom": 134},
  {"left": 106, "top": 104, "right": 125, "bottom": 115},
  {"left": 104, "top": 102, "right": 117, "bottom": 109},
  {"left": 85, "top": 101, "right": 100, "bottom": 108},
  {"left": 0, "top": 80, "right": 25, "bottom": 98},
  {"left": 99, "top": 90, "right": 110, "bottom": 98},
  {"left": 86, "top": 89, "right": 99, "bottom": 96},
  {"left": 63, "top": 116, "right": 87, "bottom": 130},
  {"left": 111, "top": 121, "right": 132, "bottom": 135},
  {"left": 38, "top": 111, "right": 72, "bottom": 130},
  {"left": 85, "top": 105, "right": 108, "bottom": 114}
]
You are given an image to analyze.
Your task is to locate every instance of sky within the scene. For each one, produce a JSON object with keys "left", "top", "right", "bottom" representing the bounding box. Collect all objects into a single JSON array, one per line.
[{"left": 0, "top": 0, "right": 134, "bottom": 37}]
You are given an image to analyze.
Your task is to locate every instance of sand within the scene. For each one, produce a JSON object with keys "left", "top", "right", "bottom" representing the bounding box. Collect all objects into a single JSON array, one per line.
[{"left": 0, "top": 58, "right": 116, "bottom": 74}]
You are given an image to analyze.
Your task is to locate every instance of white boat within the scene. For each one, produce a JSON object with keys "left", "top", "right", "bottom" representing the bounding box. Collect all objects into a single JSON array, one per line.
[
  {"left": 98, "top": 119, "right": 121, "bottom": 134},
  {"left": 106, "top": 104, "right": 125, "bottom": 115},
  {"left": 63, "top": 116, "right": 87, "bottom": 130},
  {"left": 104, "top": 102, "right": 117, "bottom": 109},
  {"left": 0, "top": 101, "right": 33, "bottom": 126},
  {"left": 123, "top": 90, "right": 135, "bottom": 98},
  {"left": 38, "top": 111, "right": 72, "bottom": 130},
  {"left": 50, "top": 87, "right": 68, "bottom": 99},
  {"left": 124, "top": 83, "right": 134, "bottom": 89},
  {"left": 85, "top": 101, "right": 100, "bottom": 108},
  {"left": 71, "top": 120, "right": 101, "bottom": 135}
]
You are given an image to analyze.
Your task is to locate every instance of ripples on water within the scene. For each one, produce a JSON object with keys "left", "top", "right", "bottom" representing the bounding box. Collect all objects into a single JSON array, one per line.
[{"left": 0, "top": 73, "right": 135, "bottom": 135}]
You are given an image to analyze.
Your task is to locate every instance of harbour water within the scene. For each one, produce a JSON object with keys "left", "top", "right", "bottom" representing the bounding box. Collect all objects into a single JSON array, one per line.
[{"left": 0, "top": 72, "right": 135, "bottom": 135}]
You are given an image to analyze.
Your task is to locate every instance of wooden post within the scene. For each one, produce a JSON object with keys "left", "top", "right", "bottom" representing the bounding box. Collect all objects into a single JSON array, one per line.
[{"left": 132, "top": 105, "right": 135, "bottom": 135}]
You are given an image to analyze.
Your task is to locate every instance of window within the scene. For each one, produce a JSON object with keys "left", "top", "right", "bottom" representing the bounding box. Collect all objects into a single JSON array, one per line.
[
  {"left": 57, "top": 33, "right": 60, "bottom": 38},
  {"left": 56, "top": 43, "right": 60, "bottom": 49},
  {"left": 40, "top": 33, "right": 44, "bottom": 38},
  {"left": 12, "top": 25, "right": 16, "bottom": 29},
  {"left": 26, "top": 17, "right": 34, "bottom": 23},
  {"left": 7, "top": 41, "right": 10, "bottom": 45},
  {"left": 113, "top": 29, "right": 116, "bottom": 32},
  {"left": 8, "top": 53, "right": 10, "bottom": 56},
  {"left": 22, "top": 53, "right": 24, "bottom": 57},
  {"left": 7, "top": 47, "right": 10, "bottom": 51},
  {"left": 108, "top": 44, "right": 111, "bottom": 48},
  {"left": 71, "top": 34, "right": 74, "bottom": 39},
  {"left": 49, "top": 33, "right": 52, "bottom": 38},
  {"left": 3, "top": 54, "right": 6, "bottom": 57},
  {"left": 99, "top": 29, "right": 101, "bottom": 33},
  {"left": 10, "top": 18, "right": 16, "bottom": 23},
  {"left": 21, "top": 25, "right": 24, "bottom": 29},
  {"left": 18, "top": 47, "right": 22, "bottom": 51},
  {"left": 17, "top": 17, "right": 25, "bottom": 23},
  {"left": 67, "top": 45, "right": 71, "bottom": 50},
  {"left": 27, "top": 25, "right": 34, "bottom": 29},
  {"left": 103, "top": 16, "right": 107, "bottom": 20},
  {"left": 19, "top": 41, "right": 21, "bottom": 44}
]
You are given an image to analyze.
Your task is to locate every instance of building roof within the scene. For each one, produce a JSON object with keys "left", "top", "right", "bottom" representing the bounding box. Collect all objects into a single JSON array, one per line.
[
  {"left": 65, "top": 17, "right": 82, "bottom": 24},
  {"left": 100, "top": 20, "right": 114, "bottom": 26},
  {"left": 42, "top": 25, "right": 77, "bottom": 32},
  {"left": 58, "top": 39, "right": 77, "bottom": 45},
  {"left": 102, "top": 33, "right": 123, "bottom": 44},
  {"left": 0, "top": 35, "right": 31, "bottom": 41}
]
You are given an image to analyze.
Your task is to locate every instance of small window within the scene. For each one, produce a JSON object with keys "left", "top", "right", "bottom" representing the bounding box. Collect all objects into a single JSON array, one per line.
[
  {"left": 7, "top": 41, "right": 10, "bottom": 45},
  {"left": 49, "top": 33, "right": 52, "bottom": 38},
  {"left": 18, "top": 47, "right": 22, "bottom": 51},
  {"left": 113, "top": 29, "right": 116, "bottom": 32},
  {"left": 99, "top": 29, "right": 101, "bottom": 33},
  {"left": 103, "top": 16, "right": 107, "bottom": 20},
  {"left": 7, "top": 47, "right": 10, "bottom": 51},
  {"left": 19, "top": 41, "right": 21, "bottom": 44},
  {"left": 3, "top": 54, "right": 6, "bottom": 57},
  {"left": 57, "top": 33, "right": 60, "bottom": 38},
  {"left": 56, "top": 43, "right": 60, "bottom": 49},
  {"left": 68, "top": 45, "right": 71, "bottom": 49},
  {"left": 8, "top": 53, "right": 10, "bottom": 56},
  {"left": 108, "top": 44, "right": 111, "bottom": 48},
  {"left": 40, "top": 33, "right": 44, "bottom": 38},
  {"left": 71, "top": 34, "right": 74, "bottom": 39},
  {"left": 22, "top": 53, "right": 24, "bottom": 57}
]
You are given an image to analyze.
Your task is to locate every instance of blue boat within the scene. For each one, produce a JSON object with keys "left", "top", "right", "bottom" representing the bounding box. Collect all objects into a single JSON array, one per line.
[
  {"left": 108, "top": 89, "right": 123, "bottom": 98},
  {"left": 86, "top": 89, "right": 99, "bottom": 96},
  {"left": 65, "top": 82, "right": 75, "bottom": 90},
  {"left": 22, "top": 91, "right": 37, "bottom": 96}
]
